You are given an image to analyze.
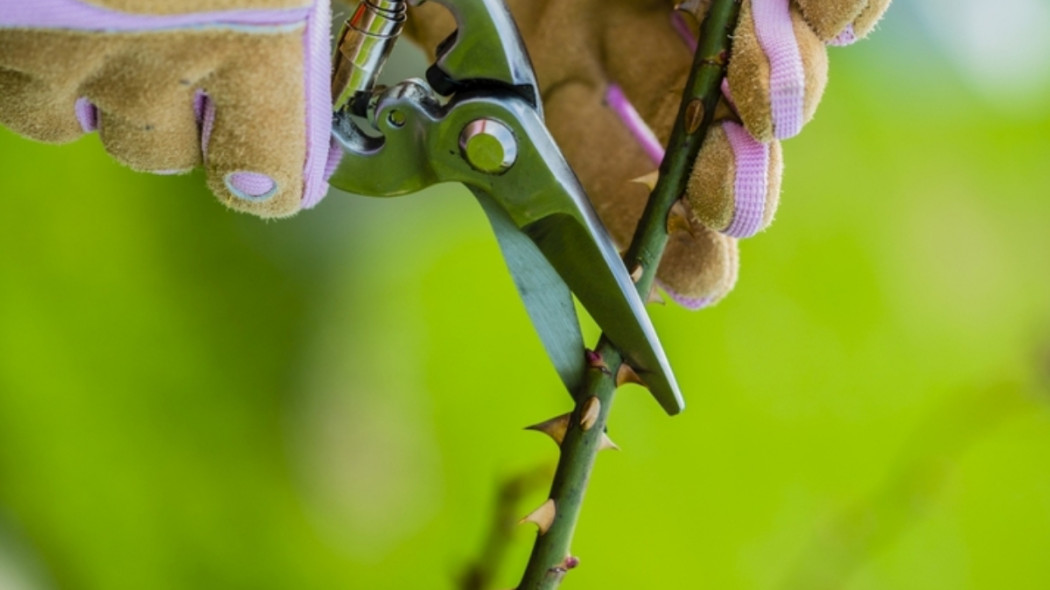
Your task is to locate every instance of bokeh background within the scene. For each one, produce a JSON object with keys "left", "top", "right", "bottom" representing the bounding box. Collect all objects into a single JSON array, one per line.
[{"left": 1, "top": 1, "right": 1049, "bottom": 588}]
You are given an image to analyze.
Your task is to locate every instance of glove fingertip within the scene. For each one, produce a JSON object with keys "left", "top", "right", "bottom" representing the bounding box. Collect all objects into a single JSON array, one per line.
[
  {"left": 852, "top": 0, "right": 892, "bottom": 40},
  {"left": 729, "top": 2, "right": 828, "bottom": 142},
  {"left": 0, "top": 69, "right": 89, "bottom": 144},
  {"left": 199, "top": 93, "right": 304, "bottom": 219},
  {"left": 686, "top": 123, "right": 735, "bottom": 230},
  {"left": 656, "top": 223, "right": 740, "bottom": 311},
  {"left": 206, "top": 166, "right": 303, "bottom": 219},
  {"left": 796, "top": 0, "right": 892, "bottom": 45},
  {"left": 658, "top": 281, "right": 719, "bottom": 311},
  {"left": 795, "top": 0, "right": 866, "bottom": 42},
  {"left": 95, "top": 103, "right": 202, "bottom": 176}
]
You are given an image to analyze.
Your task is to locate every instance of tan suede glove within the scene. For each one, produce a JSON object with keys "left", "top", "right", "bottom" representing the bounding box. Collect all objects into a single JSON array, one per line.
[
  {"left": 0, "top": 0, "right": 337, "bottom": 217},
  {"left": 408, "top": 0, "right": 890, "bottom": 308}
]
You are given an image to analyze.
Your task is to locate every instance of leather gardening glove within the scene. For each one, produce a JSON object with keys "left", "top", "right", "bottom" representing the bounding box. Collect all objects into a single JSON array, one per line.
[
  {"left": 0, "top": 0, "right": 338, "bottom": 218},
  {"left": 407, "top": 0, "right": 889, "bottom": 308}
]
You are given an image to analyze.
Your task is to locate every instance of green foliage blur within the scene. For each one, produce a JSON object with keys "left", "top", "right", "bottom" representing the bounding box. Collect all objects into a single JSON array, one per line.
[{"left": 1, "top": 3, "right": 1048, "bottom": 588}]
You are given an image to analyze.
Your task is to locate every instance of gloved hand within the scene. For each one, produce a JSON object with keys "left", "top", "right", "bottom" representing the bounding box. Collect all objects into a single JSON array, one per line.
[
  {"left": 0, "top": 0, "right": 338, "bottom": 218},
  {"left": 407, "top": 0, "right": 889, "bottom": 308}
]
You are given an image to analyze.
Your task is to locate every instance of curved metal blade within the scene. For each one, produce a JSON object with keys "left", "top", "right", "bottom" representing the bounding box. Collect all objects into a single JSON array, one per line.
[
  {"left": 457, "top": 97, "right": 685, "bottom": 414},
  {"left": 327, "top": 82, "right": 684, "bottom": 415},
  {"left": 476, "top": 193, "right": 585, "bottom": 394},
  {"left": 521, "top": 212, "right": 684, "bottom": 415}
]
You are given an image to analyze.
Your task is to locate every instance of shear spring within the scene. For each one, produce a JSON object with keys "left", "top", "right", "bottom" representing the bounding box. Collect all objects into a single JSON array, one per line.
[{"left": 331, "top": 0, "right": 407, "bottom": 113}]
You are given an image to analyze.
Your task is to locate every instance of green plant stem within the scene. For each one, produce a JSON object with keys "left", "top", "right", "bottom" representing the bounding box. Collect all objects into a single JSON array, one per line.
[{"left": 516, "top": 2, "right": 741, "bottom": 588}]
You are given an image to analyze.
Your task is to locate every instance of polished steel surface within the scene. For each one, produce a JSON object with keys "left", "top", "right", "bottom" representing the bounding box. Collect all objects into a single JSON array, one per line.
[
  {"left": 331, "top": 0, "right": 406, "bottom": 112},
  {"left": 328, "top": 0, "right": 684, "bottom": 414}
]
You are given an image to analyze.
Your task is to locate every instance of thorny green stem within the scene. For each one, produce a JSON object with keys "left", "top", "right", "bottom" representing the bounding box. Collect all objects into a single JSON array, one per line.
[{"left": 516, "top": 1, "right": 741, "bottom": 588}]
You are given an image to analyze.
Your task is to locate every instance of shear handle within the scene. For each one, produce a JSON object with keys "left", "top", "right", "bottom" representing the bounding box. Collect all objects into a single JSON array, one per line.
[{"left": 413, "top": 0, "right": 541, "bottom": 112}]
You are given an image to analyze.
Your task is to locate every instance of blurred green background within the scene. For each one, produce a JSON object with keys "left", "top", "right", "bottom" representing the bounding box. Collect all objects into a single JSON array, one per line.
[{"left": 1, "top": 1, "right": 1049, "bottom": 588}]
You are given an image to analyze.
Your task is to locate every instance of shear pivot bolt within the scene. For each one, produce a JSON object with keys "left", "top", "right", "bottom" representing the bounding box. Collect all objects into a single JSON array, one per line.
[
  {"left": 387, "top": 109, "right": 406, "bottom": 128},
  {"left": 459, "top": 119, "right": 517, "bottom": 174}
]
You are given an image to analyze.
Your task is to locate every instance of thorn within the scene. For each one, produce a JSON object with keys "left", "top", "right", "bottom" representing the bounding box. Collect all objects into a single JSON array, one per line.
[
  {"left": 586, "top": 349, "right": 610, "bottom": 373},
  {"left": 616, "top": 364, "right": 646, "bottom": 388},
  {"left": 598, "top": 433, "right": 620, "bottom": 452},
  {"left": 666, "top": 200, "right": 695, "bottom": 236},
  {"left": 525, "top": 413, "right": 571, "bottom": 446},
  {"left": 647, "top": 287, "right": 666, "bottom": 305},
  {"left": 629, "top": 170, "right": 660, "bottom": 192},
  {"left": 580, "top": 397, "right": 601, "bottom": 431},
  {"left": 684, "top": 98, "right": 705, "bottom": 134},
  {"left": 629, "top": 264, "right": 644, "bottom": 283},
  {"left": 520, "top": 499, "right": 556, "bottom": 535},
  {"left": 556, "top": 555, "right": 580, "bottom": 571}
]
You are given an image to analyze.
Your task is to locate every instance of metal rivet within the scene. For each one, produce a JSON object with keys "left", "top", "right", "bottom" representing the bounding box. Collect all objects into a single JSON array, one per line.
[{"left": 459, "top": 118, "right": 517, "bottom": 174}]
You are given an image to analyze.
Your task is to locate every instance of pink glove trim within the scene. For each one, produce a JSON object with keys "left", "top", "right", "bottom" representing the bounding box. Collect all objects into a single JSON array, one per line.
[
  {"left": 657, "top": 280, "right": 716, "bottom": 310},
  {"left": 322, "top": 136, "right": 344, "bottom": 184},
  {"left": 752, "top": 0, "right": 806, "bottom": 139},
  {"left": 0, "top": 0, "right": 311, "bottom": 30},
  {"left": 74, "top": 97, "right": 98, "bottom": 132},
  {"left": 199, "top": 92, "right": 217, "bottom": 159},
  {"left": 722, "top": 121, "right": 769, "bottom": 238},
  {"left": 671, "top": 12, "right": 698, "bottom": 53},
  {"left": 299, "top": 0, "right": 332, "bottom": 208},
  {"left": 193, "top": 90, "right": 208, "bottom": 129},
  {"left": 226, "top": 171, "right": 277, "bottom": 200},
  {"left": 606, "top": 84, "right": 665, "bottom": 166},
  {"left": 827, "top": 24, "right": 857, "bottom": 47}
]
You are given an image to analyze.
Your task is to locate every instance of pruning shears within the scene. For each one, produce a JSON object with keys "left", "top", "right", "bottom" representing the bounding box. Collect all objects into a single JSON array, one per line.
[{"left": 326, "top": 0, "right": 685, "bottom": 414}]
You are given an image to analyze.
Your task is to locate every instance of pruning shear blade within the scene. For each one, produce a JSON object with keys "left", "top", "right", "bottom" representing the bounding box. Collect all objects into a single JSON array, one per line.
[
  {"left": 478, "top": 193, "right": 585, "bottom": 394},
  {"left": 328, "top": 0, "right": 685, "bottom": 414}
]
